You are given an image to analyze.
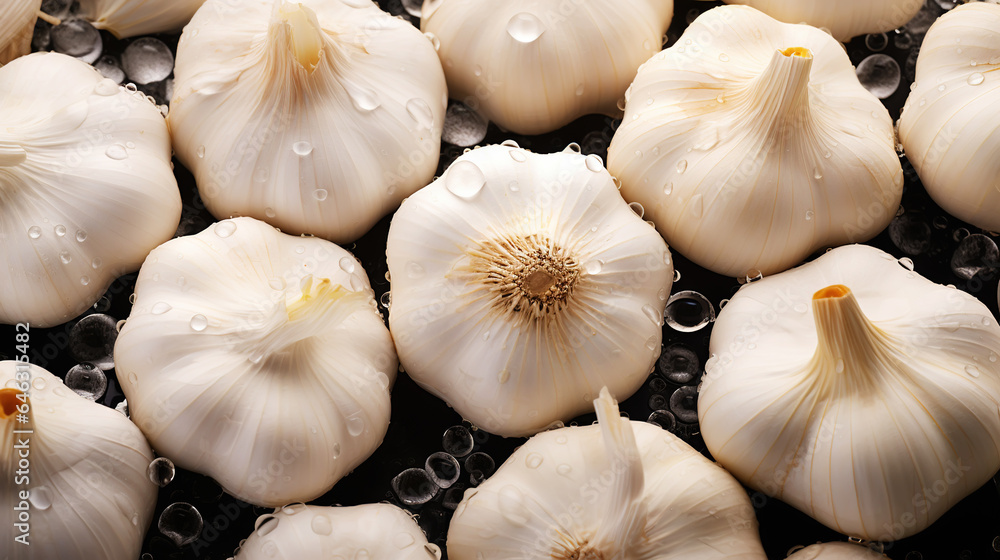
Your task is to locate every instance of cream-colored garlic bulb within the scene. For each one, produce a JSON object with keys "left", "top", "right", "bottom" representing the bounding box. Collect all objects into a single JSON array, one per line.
[
  {"left": 236, "top": 503, "right": 440, "bottom": 560},
  {"left": 1, "top": 362, "right": 157, "bottom": 560},
  {"left": 0, "top": 0, "right": 41, "bottom": 64},
  {"left": 699, "top": 244, "right": 1000, "bottom": 541},
  {"left": 0, "top": 52, "right": 181, "bottom": 327},
  {"left": 421, "top": 0, "right": 673, "bottom": 135},
  {"left": 608, "top": 6, "right": 903, "bottom": 278},
  {"left": 898, "top": 2, "right": 1000, "bottom": 232},
  {"left": 715, "top": 0, "right": 923, "bottom": 42},
  {"left": 76, "top": 0, "right": 206, "bottom": 37},
  {"left": 788, "top": 542, "right": 890, "bottom": 560},
  {"left": 387, "top": 144, "right": 673, "bottom": 437},
  {"left": 169, "top": 0, "right": 447, "bottom": 244},
  {"left": 448, "top": 388, "right": 767, "bottom": 559},
  {"left": 114, "top": 217, "right": 398, "bottom": 506}
]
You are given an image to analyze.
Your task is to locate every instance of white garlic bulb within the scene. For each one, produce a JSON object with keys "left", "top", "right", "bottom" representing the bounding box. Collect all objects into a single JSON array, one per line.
[
  {"left": 716, "top": 0, "right": 923, "bottom": 42},
  {"left": 76, "top": 0, "right": 206, "bottom": 37},
  {"left": 236, "top": 503, "right": 440, "bottom": 560},
  {"left": 898, "top": 2, "right": 1000, "bottom": 232},
  {"left": 0, "top": 52, "right": 181, "bottom": 327},
  {"left": 169, "top": 0, "right": 447, "bottom": 244},
  {"left": 421, "top": 0, "right": 674, "bottom": 135},
  {"left": 699, "top": 244, "right": 1000, "bottom": 541},
  {"left": 114, "top": 217, "right": 398, "bottom": 506},
  {"left": 448, "top": 387, "right": 767, "bottom": 559},
  {"left": 0, "top": 0, "right": 40, "bottom": 64},
  {"left": 608, "top": 6, "right": 903, "bottom": 278},
  {"left": 387, "top": 144, "right": 673, "bottom": 437},
  {"left": 1, "top": 362, "right": 157, "bottom": 559},
  {"left": 788, "top": 542, "right": 890, "bottom": 560}
]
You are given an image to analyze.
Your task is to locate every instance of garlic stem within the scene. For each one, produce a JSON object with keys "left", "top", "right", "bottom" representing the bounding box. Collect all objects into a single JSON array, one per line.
[
  {"left": 0, "top": 388, "right": 31, "bottom": 482},
  {"left": 592, "top": 387, "right": 646, "bottom": 557},
  {"left": 739, "top": 47, "right": 814, "bottom": 133},
  {"left": 276, "top": 2, "right": 324, "bottom": 73},
  {"left": 810, "top": 285, "right": 893, "bottom": 393},
  {"left": 0, "top": 141, "right": 27, "bottom": 167},
  {"left": 36, "top": 10, "right": 62, "bottom": 26}
]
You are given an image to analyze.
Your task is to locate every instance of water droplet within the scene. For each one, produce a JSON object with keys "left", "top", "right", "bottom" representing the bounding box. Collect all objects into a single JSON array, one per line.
[
  {"left": 347, "top": 415, "right": 365, "bottom": 436},
  {"left": 663, "top": 182, "right": 673, "bottom": 195},
  {"left": 339, "top": 257, "right": 357, "bottom": 273},
  {"left": 151, "top": 302, "right": 172, "bottom": 315},
  {"left": 585, "top": 154, "right": 604, "bottom": 172},
  {"left": 214, "top": 220, "right": 237, "bottom": 238},
  {"left": 105, "top": 144, "right": 128, "bottom": 160},
  {"left": 293, "top": 141, "right": 313, "bottom": 156},
  {"left": 497, "top": 369, "right": 510, "bottom": 384},
  {"left": 425, "top": 451, "right": 460, "bottom": 488},
  {"left": 311, "top": 514, "right": 332, "bottom": 535},
  {"left": 968, "top": 72, "right": 985, "bottom": 86},
  {"left": 28, "top": 226, "right": 41, "bottom": 239},
  {"left": 406, "top": 261, "right": 425, "bottom": 279},
  {"left": 189, "top": 314, "right": 208, "bottom": 331},
  {"left": 255, "top": 514, "right": 279, "bottom": 537},
  {"left": 556, "top": 464, "right": 572, "bottom": 476},
  {"left": 94, "top": 78, "right": 119, "bottom": 96},
  {"left": 805, "top": 210, "right": 814, "bottom": 221},
  {"left": 718, "top": 53, "right": 729, "bottom": 62},
  {"left": 642, "top": 303, "right": 663, "bottom": 326},
  {"left": 158, "top": 503, "right": 203, "bottom": 547},
  {"left": 645, "top": 335, "right": 659, "bottom": 352},
  {"left": 497, "top": 485, "right": 530, "bottom": 526},
  {"left": 628, "top": 201, "right": 645, "bottom": 219},
  {"left": 669, "top": 386, "right": 699, "bottom": 423},
  {"left": 264, "top": 207, "right": 276, "bottom": 218},
  {"left": 121, "top": 37, "right": 174, "bottom": 85},
  {"left": 196, "top": 145, "right": 206, "bottom": 158},
  {"left": 60, "top": 251, "right": 72, "bottom": 264},
  {"left": 506, "top": 12, "right": 545, "bottom": 43},
  {"left": 443, "top": 426, "right": 474, "bottom": 457},
  {"left": 966, "top": 365, "right": 981, "bottom": 378},
  {"left": 69, "top": 314, "right": 117, "bottom": 369},
  {"left": 147, "top": 457, "right": 176, "bottom": 487},
  {"left": 406, "top": 98, "right": 435, "bottom": 130},
  {"left": 585, "top": 260, "right": 603, "bottom": 275},
  {"left": 676, "top": 160, "right": 688, "bottom": 173},
  {"left": 346, "top": 82, "right": 381, "bottom": 112},
  {"left": 665, "top": 290, "right": 715, "bottom": 332},
  {"left": 314, "top": 189, "right": 329, "bottom": 201},
  {"left": 55, "top": 224, "right": 67, "bottom": 236},
  {"left": 75, "top": 230, "right": 87, "bottom": 242},
  {"left": 525, "top": 452, "right": 543, "bottom": 469},
  {"left": 445, "top": 160, "right": 486, "bottom": 199},
  {"left": 393, "top": 468, "right": 438, "bottom": 505},
  {"left": 898, "top": 257, "right": 915, "bottom": 271},
  {"left": 855, "top": 54, "right": 901, "bottom": 99},
  {"left": 509, "top": 148, "right": 527, "bottom": 162},
  {"left": 28, "top": 486, "right": 52, "bottom": 510},
  {"left": 442, "top": 101, "right": 487, "bottom": 147}
]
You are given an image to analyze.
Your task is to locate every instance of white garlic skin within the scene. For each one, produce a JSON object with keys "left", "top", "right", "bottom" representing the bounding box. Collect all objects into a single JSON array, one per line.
[
  {"left": 0, "top": 52, "right": 181, "bottom": 327},
  {"left": 788, "top": 542, "right": 890, "bottom": 560},
  {"left": 387, "top": 145, "right": 673, "bottom": 437},
  {"left": 0, "top": 0, "right": 40, "bottom": 63},
  {"left": 608, "top": 6, "right": 902, "bottom": 278},
  {"left": 76, "top": 0, "right": 206, "bottom": 37},
  {"left": 421, "top": 0, "right": 673, "bottom": 135},
  {"left": 169, "top": 0, "right": 447, "bottom": 244},
  {"left": 0, "top": 363, "right": 158, "bottom": 560},
  {"left": 719, "top": 0, "right": 923, "bottom": 41},
  {"left": 236, "top": 504, "right": 437, "bottom": 560},
  {"left": 699, "top": 244, "right": 1000, "bottom": 541},
  {"left": 898, "top": 2, "right": 1000, "bottom": 232},
  {"left": 115, "top": 217, "right": 398, "bottom": 506}
]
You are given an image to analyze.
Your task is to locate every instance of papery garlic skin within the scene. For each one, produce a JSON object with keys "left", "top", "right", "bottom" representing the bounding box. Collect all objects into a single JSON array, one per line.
[
  {"left": 717, "top": 0, "right": 922, "bottom": 42},
  {"left": 236, "top": 504, "right": 437, "bottom": 560},
  {"left": 699, "top": 244, "right": 1000, "bottom": 541},
  {"left": 788, "top": 542, "right": 890, "bottom": 560},
  {"left": 898, "top": 2, "right": 1000, "bottom": 232},
  {"left": 448, "top": 388, "right": 767, "bottom": 559},
  {"left": 387, "top": 145, "right": 673, "bottom": 437},
  {"left": 169, "top": 0, "right": 447, "bottom": 244},
  {"left": 0, "top": 52, "right": 181, "bottom": 327},
  {"left": 608, "top": 6, "right": 902, "bottom": 278},
  {"left": 421, "top": 0, "right": 673, "bottom": 135},
  {"left": 0, "top": 362, "right": 157, "bottom": 560},
  {"left": 76, "top": 0, "right": 206, "bottom": 37},
  {"left": 114, "top": 217, "right": 397, "bottom": 507},
  {"left": 0, "top": 0, "right": 40, "bottom": 64}
]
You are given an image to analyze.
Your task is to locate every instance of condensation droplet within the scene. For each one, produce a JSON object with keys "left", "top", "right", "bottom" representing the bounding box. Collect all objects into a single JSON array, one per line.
[
  {"left": 189, "top": 314, "right": 208, "bottom": 331},
  {"left": 445, "top": 160, "right": 486, "bottom": 199},
  {"left": 506, "top": 12, "right": 545, "bottom": 43},
  {"left": 214, "top": 220, "right": 237, "bottom": 238}
]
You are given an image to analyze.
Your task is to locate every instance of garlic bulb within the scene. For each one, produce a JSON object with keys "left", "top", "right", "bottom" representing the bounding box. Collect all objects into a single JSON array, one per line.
[
  {"left": 0, "top": 52, "right": 181, "bottom": 327},
  {"left": 607, "top": 6, "right": 903, "bottom": 278},
  {"left": 699, "top": 244, "right": 1000, "bottom": 541},
  {"left": 114, "top": 217, "right": 397, "bottom": 506},
  {"left": 0, "top": 0, "right": 40, "bottom": 64},
  {"left": 236, "top": 503, "right": 439, "bottom": 559},
  {"left": 387, "top": 144, "right": 673, "bottom": 437},
  {"left": 169, "top": 0, "right": 447, "bottom": 244},
  {"left": 76, "top": 0, "right": 206, "bottom": 37},
  {"left": 448, "top": 387, "right": 767, "bottom": 559},
  {"left": 1, "top": 362, "right": 157, "bottom": 559},
  {"left": 716, "top": 0, "right": 923, "bottom": 42},
  {"left": 788, "top": 542, "right": 890, "bottom": 560},
  {"left": 898, "top": 2, "right": 1000, "bottom": 232},
  {"left": 421, "top": 0, "right": 674, "bottom": 135}
]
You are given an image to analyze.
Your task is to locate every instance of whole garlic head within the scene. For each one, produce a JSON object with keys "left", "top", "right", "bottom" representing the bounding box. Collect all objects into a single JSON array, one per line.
[
  {"left": 421, "top": 0, "right": 674, "bottom": 135},
  {"left": 788, "top": 542, "right": 890, "bottom": 560},
  {"left": 0, "top": 52, "right": 181, "bottom": 327},
  {"left": 76, "top": 0, "right": 207, "bottom": 37},
  {"left": 898, "top": 2, "right": 1000, "bottom": 232},
  {"left": 699, "top": 244, "right": 1000, "bottom": 541},
  {"left": 0, "top": 0, "right": 40, "bottom": 64},
  {"left": 169, "top": 0, "right": 447, "bottom": 244},
  {"left": 236, "top": 504, "right": 439, "bottom": 560},
  {"left": 608, "top": 6, "right": 903, "bottom": 278},
  {"left": 1, "top": 362, "right": 158, "bottom": 560},
  {"left": 717, "top": 0, "right": 923, "bottom": 42},
  {"left": 114, "top": 217, "right": 398, "bottom": 506},
  {"left": 387, "top": 144, "right": 673, "bottom": 437},
  {"left": 447, "top": 388, "right": 767, "bottom": 559}
]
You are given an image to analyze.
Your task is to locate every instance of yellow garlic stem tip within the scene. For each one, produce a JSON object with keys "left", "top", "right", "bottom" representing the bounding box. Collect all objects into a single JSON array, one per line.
[
  {"left": 279, "top": 2, "right": 324, "bottom": 73},
  {"left": 813, "top": 284, "right": 850, "bottom": 300},
  {"left": 0, "top": 388, "right": 25, "bottom": 418},
  {"left": 287, "top": 277, "right": 341, "bottom": 321},
  {"left": 780, "top": 47, "right": 813, "bottom": 59}
]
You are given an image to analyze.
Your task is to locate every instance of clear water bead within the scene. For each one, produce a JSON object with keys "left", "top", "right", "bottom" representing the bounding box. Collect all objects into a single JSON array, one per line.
[
  {"left": 664, "top": 291, "right": 715, "bottom": 332},
  {"left": 442, "top": 101, "right": 488, "bottom": 147},
  {"left": 442, "top": 425, "right": 474, "bottom": 457},
  {"left": 69, "top": 314, "right": 118, "bottom": 370},
  {"left": 147, "top": 457, "right": 176, "bottom": 487},
  {"left": 445, "top": 160, "right": 486, "bottom": 199},
  {"left": 392, "top": 468, "right": 438, "bottom": 505},
  {"left": 406, "top": 98, "right": 435, "bottom": 130},
  {"left": 856, "top": 54, "right": 901, "bottom": 99},
  {"left": 65, "top": 363, "right": 107, "bottom": 400},
  {"left": 506, "top": 13, "right": 545, "bottom": 43},
  {"left": 121, "top": 38, "right": 175, "bottom": 85},
  {"left": 51, "top": 19, "right": 101, "bottom": 59},
  {"left": 425, "top": 452, "right": 461, "bottom": 488},
  {"left": 158, "top": 503, "right": 203, "bottom": 547}
]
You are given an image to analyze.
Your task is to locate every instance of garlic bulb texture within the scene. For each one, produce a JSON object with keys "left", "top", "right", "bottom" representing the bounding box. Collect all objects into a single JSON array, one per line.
[
  {"left": 387, "top": 144, "right": 673, "bottom": 437},
  {"left": 114, "top": 217, "right": 398, "bottom": 506},
  {"left": 0, "top": 52, "right": 181, "bottom": 327},
  {"left": 0, "top": 0, "right": 40, "bottom": 64},
  {"left": 447, "top": 387, "right": 767, "bottom": 559},
  {"left": 715, "top": 0, "right": 923, "bottom": 42},
  {"left": 699, "top": 244, "right": 1000, "bottom": 541},
  {"left": 76, "top": 0, "right": 207, "bottom": 37},
  {"left": 1, "top": 362, "right": 157, "bottom": 560},
  {"left": 421, "top": 0, "right": 674, "bottom": 135},
  {"left": 169, "top": 0, "right": 447, "bottom": 244},
  {"left": 608, "top": 6, "right": 903, "bottom": 278},
  {"left": 898, "top": 2, "right": 1000, "bottom": 232},
  {"left": 236, "top": 503, "right": 440, "bottom": 560},
  {"left": 787, "top": 542, "right": 890, "bottom": 560}
]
